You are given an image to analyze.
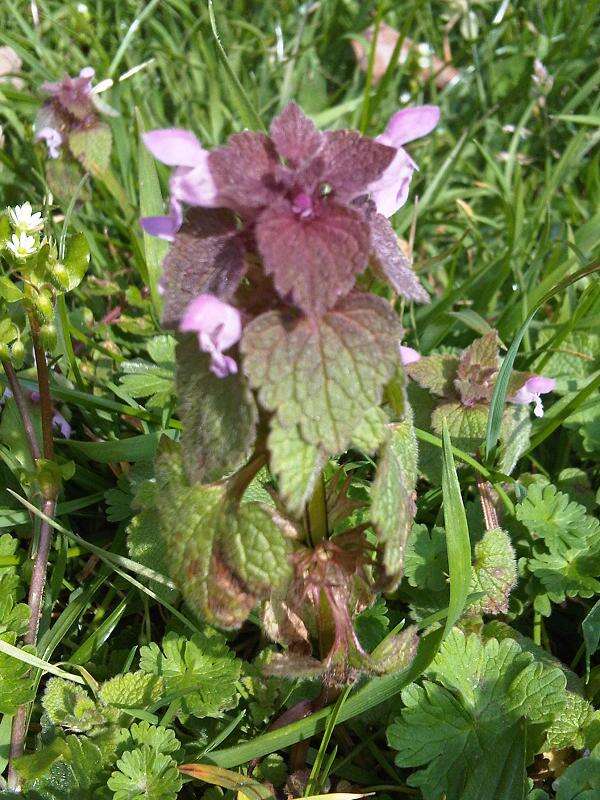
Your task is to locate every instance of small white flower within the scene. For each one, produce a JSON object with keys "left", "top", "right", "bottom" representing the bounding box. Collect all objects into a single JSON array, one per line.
[
  {"left": 6, "top": 232, "right": 38, "bottom": 259},
  {"left": 8, "top": 202, "right": 44, "bottom": 234}
]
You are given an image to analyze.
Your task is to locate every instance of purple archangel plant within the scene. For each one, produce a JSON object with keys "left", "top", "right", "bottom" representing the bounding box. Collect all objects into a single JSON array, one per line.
[
  {"left": 34, "top": 67, "right": 115, "bottom": 179},
  {"left": 132, "top": 103, "right": 545, "bottom": 685}
]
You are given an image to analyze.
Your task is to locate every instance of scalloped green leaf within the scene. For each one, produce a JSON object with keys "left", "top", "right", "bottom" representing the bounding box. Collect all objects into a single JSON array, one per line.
[
  {"left": 242, "top": 292, "right": 401, "bottom": 454},
  {"left": 370, "top": 418, "right": 418, "bottom": 584}
]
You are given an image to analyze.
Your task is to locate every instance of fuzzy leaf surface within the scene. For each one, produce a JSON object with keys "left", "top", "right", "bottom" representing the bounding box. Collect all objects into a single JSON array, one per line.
[
  {"left": 176, "top": 335, "right": 257, "bottom": 483},
  {"left": 242, "top": 292, "right": 401, "bottom": 454}
]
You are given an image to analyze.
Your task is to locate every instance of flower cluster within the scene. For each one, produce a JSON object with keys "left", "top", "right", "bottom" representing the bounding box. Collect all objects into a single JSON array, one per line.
[
  {"left": 402, "top": 334, "right": 556, "bottom": 419},
  {"left": 4, "top": 202, "right": 44, "bottom": 259},
  {"left": 34, "top": 67, "right": 114, "bottom": 160},
  {"left": 141, "top": 102, "right": 439, "bottom": 376}
]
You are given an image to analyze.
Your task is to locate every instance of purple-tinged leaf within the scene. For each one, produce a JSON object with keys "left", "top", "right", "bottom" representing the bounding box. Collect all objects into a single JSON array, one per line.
[
  {"left": 208, "top": 131, "right": 279, "bottom": 210},
  {"left": 454, "top": 331, "right": 499, "bottom": 406},
  {"left": 242, "top": 292, "right": 401, "bottom": 454},
  {"left": 321, "top": 130, "right": 395, "bottom": 199},
  {"left": 255, "top": 200, "right": 371, "bottom": 315},
  {"left": 407, "top": 354, "right": 459, "bottom": 396},
  {"left": 161, "top": 209, "right": 246, "bottom": 329},
  {"left": 176, "top": 336, "right": 257, "bottom": 483},
  {"left": 68, "top": 122, "right": 112, "bottom": 175},
  {"left": 369, "top": 213, "right": 429, "bottom": 302},
  {"left": 371, "top": 418, "right": 418, "bottom": 588},
  {"left": 270, "top": 102, "right": 323, "bottom": 165}
]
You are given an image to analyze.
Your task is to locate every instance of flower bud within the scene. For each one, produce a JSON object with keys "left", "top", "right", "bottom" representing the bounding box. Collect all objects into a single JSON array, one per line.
[
  {"left": 10, "top": 338, "right": 25, "bottom": 367},
  {"left": 36, "top": 289, "right": 54, "bottom": 322},
  {"left": 40, "top": 323, "right": 57, "bottom": 350},
  {"left": 51, "top": 263, "right": 71, "bottom": 291}
]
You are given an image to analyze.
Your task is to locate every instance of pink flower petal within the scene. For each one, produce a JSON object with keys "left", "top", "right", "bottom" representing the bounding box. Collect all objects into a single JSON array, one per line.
[
  {"left": 400, "top": 345, "right": 421, "bottom": 365},
  {"left": 180, "top": 293, "right": 242, "bottom": 352},
  {"left": 367, "top": 147, "right": 416, "bottom": 217},
  {"left": 379, "top": 105, "right": 440, "bottom": 147},
  {"left": 143, "top": 128, "right": 206, "bottom": 168},
  {"left": 170, "top": 160, "right": 219, "bottom": 207},
  {"left": 525, "top": 375, "right": 555, "bottom": 394}
]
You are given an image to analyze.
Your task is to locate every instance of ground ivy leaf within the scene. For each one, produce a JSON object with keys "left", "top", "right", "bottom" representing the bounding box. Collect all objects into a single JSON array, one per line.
[
  {"left": 267, "top": 423, "right": 326, "bottom": 515},
  {"left": 370, "top": 417, "right": 418, "bottom": 584},
  {"left": 242, "top": 292, "right": 401, "bottom": 453},
  {"left": 388, "top": 630, "right": 567, "bottom": 800},
  {"left": 139, "top": 630, "right": 240, "bottom": 719},
  {"left": 176, "top": 335, "right": 257, "bottom": 483}
]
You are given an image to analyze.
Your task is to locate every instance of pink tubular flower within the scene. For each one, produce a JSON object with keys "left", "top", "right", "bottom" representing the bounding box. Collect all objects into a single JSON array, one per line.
[
  {"left": 35, "top": 126, "right": 63, "bottom": 158},
  {"left": 367, "top": 106, "right": 440, "bottom": 218},
  {"left": 179, "top": 293, "right": 241, "bottom": 378},
  {"left": 140, "top": 129, "right": 217, "bottom": 241},
  {"left": 400, "top": 345, "right": 421, "bottom": 365},
  {"left": 41, "top": 67, "right": 96, "bottom": 120},
  {"left": 509, "top": 375, "right": 556, "bottom": 418}
]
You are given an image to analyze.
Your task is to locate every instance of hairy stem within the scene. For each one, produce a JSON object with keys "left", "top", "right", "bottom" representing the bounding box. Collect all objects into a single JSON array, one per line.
[
  {"left": 28, "top": 313, "right": 55, "bottom": 461},
  {"left": 7, "top": 318, "right": 57, "bottom": 789},
  {"left": 477, "top": 476, "right": 499, "bottom": 531}
]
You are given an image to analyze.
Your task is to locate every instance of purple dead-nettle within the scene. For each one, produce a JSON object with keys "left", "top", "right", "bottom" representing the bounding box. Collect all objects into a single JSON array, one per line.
[
  {"left": 34, "top": 66, "right": 115, "bottom": 160},
  {"left": 400, "top": 344, "right": 421, "bottom": 365},
  {"left": 179, "top": 293, "right": 242, "bottom": 378},
  {"left": 141, "top": 101, "right": 438, "bottom": 317}
]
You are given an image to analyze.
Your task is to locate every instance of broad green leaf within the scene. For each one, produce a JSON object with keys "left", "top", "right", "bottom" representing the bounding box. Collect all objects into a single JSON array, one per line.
[
  {"left": 43, "top": 677, "right": 107, "bottom": 732},
  {"left": 388, "top": 631, "right": 567, "bottom": 800},
  {"left": 583, "top": 599, "right": 600, "bottom": 679},
  {"left": 61, "top": 233, "right": 90, "bottom": 292},
  {"left": 177, "top": 335, "right": 257, "bottom": 483},
  {"left": 545, "top": 692, "right": 600, "bottom": 750},
  {"left": 0, "top": 275, "right": 23, "bottom": 302},
  {"left": 0, "top": 632, "right": 36, "bottom": 713},
  {"left": 370, "top": 418, "right": 418, "bottom": 584},
  {"left": 139, "top": 630, "right": 240, "bottom": 719},
  {"left": 242, "top": 293, "right": 401, "bottom": 454},
  {"left": 149, "top": 440, "right": 294, "bottom": 628},
  {"left": 516, "top": 482, "right": 599, "bottom": 553},
  {"left": 441, "top": 422, "right": 472, "bottom": 637},
  {"left": 555, "top": 755, "right": 600, "bottom": 800},
  {"left": 267, "top": 423, "right": 326, "bottom": 515},
  {"left": 26, "top": 735, "right": 112, "bottom": 799},
  {"left": 432, "top": 401, "right": 489, "bottom": 454},
  {"left": 351, "top": 406, "right": 389, "bottom": 453},
  {"left": 469, "top": 528, "right": 517, "bottom": 616},
  {"left": 68, "top": 122, "right": 113, "bottom": 175}
]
